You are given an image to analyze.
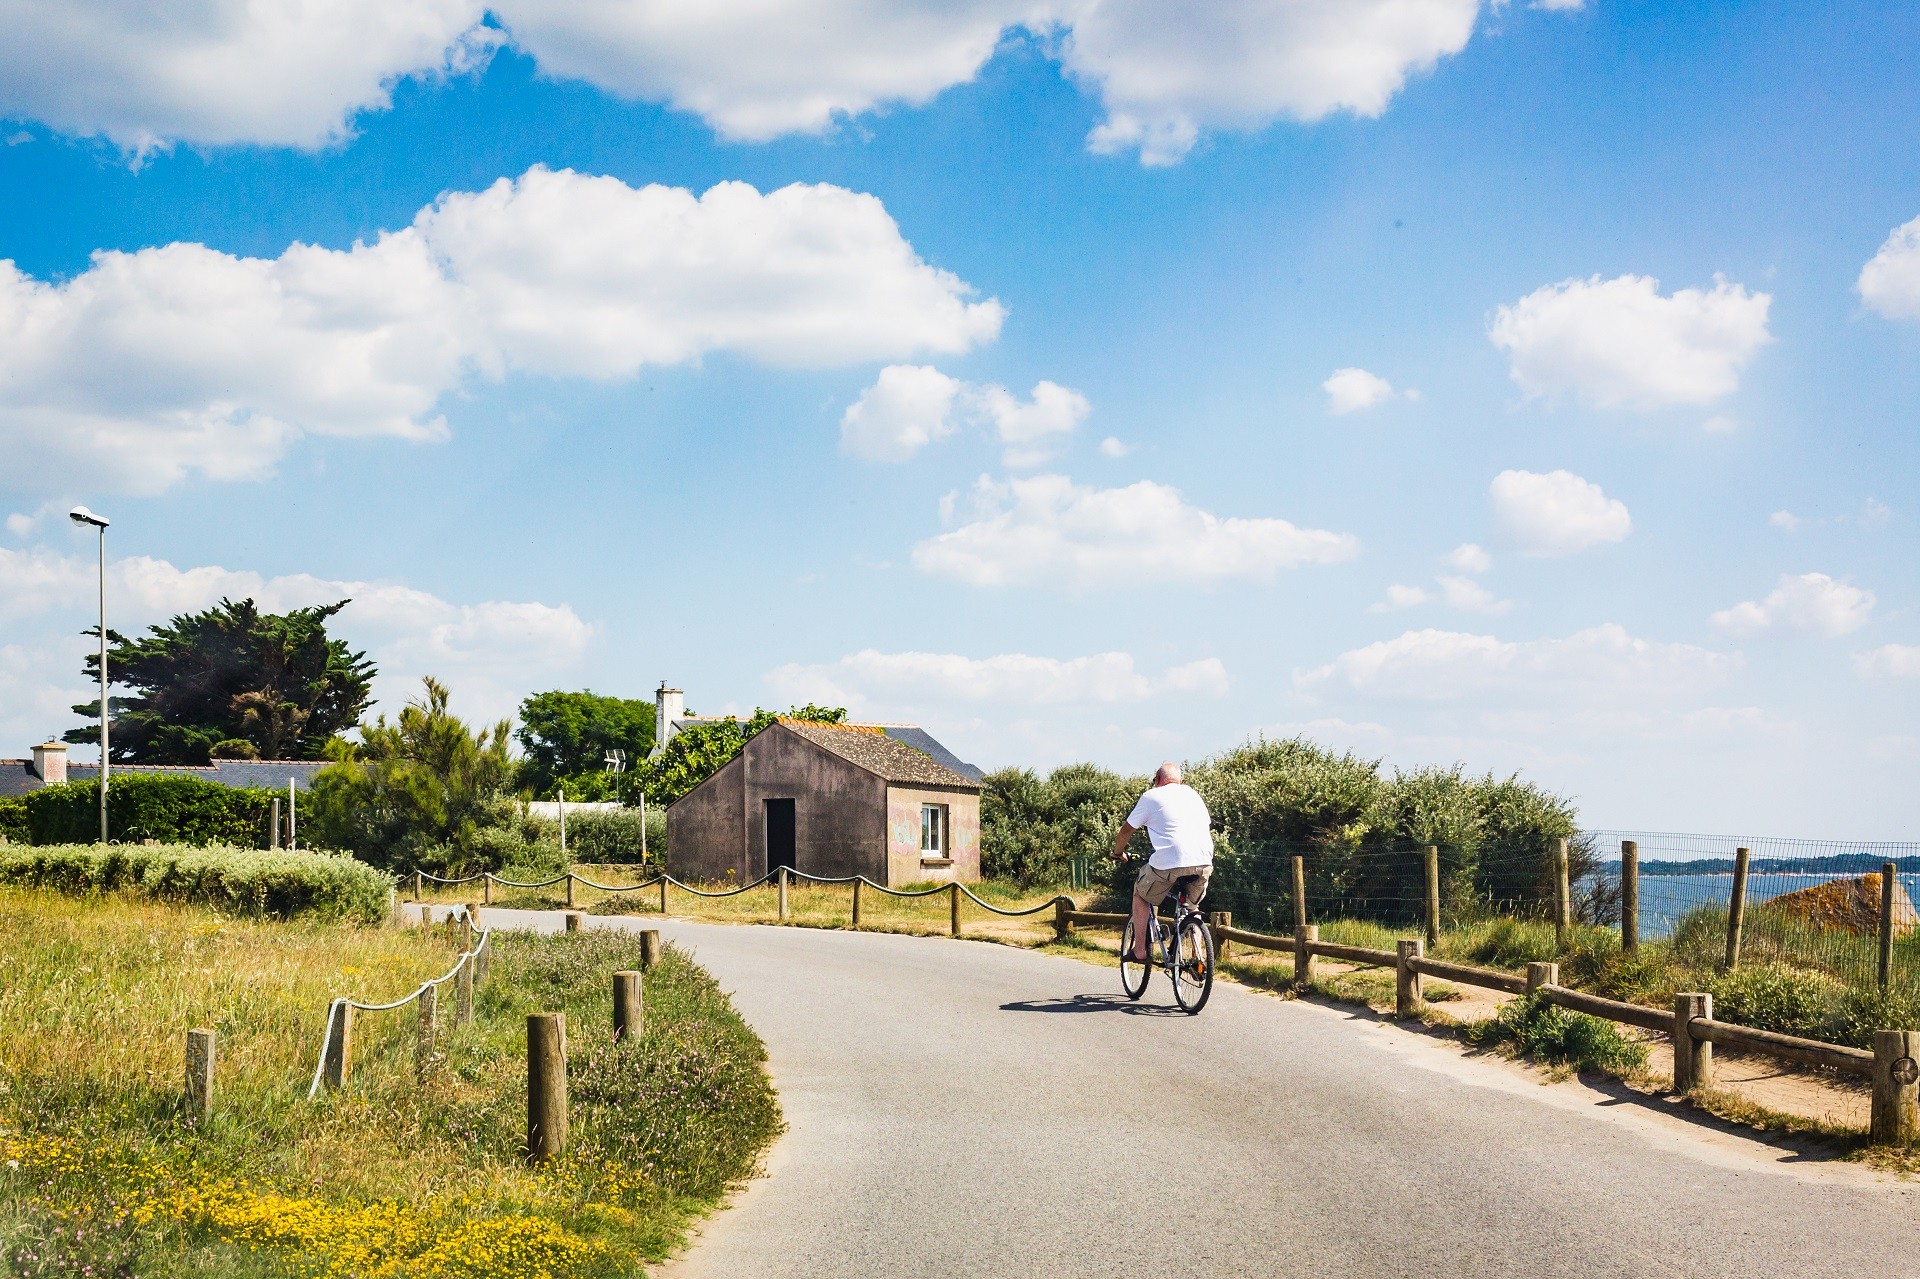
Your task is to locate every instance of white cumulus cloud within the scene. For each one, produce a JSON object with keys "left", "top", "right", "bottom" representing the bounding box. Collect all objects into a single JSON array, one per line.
[
  {"left": 0, "top": 167, "right": 1003, "bottom": 494},
  {"left": 1322, "top": 366, "right": 1406, "bottom": 415},
  {"left": 1488, "top": 274, "right": 1772, "bottom": 410},
  {"left": 1369, "top": 583, "right": 1431, "bottom": 612},
  {"left": 913, "top": 473, "right": 1359, "bottom": 589},
  {"left": 976, "top": 380, "right": 1092, "bottom": 467},
  {"left": 1710, "top": 573, "right": 1876, "bottom": 638},
  {"left": 1298, "top": 624, "right": 1736, "bottom": 701},
  {"left": 840, "top": 368, "right": 1089, "bottom": 465},
  {"left": 766, "top": 648, "right": 1229, "bottom": 709},
  {"left": 1858, "top": 215, "right": 1920, "bottom": 320},
  {"left": 1854, "top": 644, "right": 1920, "bottom": 679},
  {"left": 0, "top": 1, "right": 1553, "bottom": 164},
  {"left": 1489, "top": 469, "right": 1631, "bottom": 557}
]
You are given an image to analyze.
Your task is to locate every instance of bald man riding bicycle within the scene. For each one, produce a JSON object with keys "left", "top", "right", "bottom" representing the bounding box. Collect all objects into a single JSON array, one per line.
[{"left": 1111, "top": 761, "right": 1214, "bottom": 962}]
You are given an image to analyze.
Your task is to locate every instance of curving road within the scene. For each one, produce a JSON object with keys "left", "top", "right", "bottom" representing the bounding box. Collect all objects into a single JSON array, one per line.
[{"left": 474, "top": 910, "right": 1916, "bottom": 1277}]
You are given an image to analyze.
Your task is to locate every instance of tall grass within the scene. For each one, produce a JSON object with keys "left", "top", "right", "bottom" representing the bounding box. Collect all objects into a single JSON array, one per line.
[{"left": 0, "top": 889, "right": 780, "bottom": 1278}]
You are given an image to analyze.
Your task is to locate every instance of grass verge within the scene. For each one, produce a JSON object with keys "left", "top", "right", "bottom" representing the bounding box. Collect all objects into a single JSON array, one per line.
[{"left": 0, "top": 887, "right": 780, "bottom": 1277}]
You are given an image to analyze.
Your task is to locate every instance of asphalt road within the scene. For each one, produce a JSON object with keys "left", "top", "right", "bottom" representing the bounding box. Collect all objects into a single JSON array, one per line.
[{"left": 473, "top": 911, "right": 1917, "bottom": 1277}]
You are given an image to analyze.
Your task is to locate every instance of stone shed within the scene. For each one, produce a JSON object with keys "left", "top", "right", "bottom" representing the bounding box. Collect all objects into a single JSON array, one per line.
[{"left": 666, "top": 720, "right": 982, "bottom": 887}]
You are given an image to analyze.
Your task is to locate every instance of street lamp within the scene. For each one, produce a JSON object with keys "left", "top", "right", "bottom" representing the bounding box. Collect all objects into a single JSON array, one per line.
[{"left": 69, "top": 506, "right": 110, "bottom": 844}]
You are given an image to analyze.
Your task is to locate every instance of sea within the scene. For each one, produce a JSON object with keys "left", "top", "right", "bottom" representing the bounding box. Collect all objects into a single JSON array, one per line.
[{"left": 1589, "top": 870, "right": 1920, "bottom": 942}]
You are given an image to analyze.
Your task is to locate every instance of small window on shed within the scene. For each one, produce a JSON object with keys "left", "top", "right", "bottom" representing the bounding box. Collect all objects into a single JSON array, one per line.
[{"left": 920, "top": 804, "right": 947, "bottom": 857}]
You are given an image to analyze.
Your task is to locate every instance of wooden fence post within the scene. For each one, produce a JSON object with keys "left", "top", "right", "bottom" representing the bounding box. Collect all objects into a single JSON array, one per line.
[
  {"left": 1291, "top": 855, "right": 1308, "bottom": 931},
  {"left": 1210, "top": 911, "right": 1232, "bottom": 960},
  {"left": 1396, "top": 939, "right": 1425, "bottom": 1018},
  {"left": 613, "top": 970, "right": 643, "bottom": 1044},
  {"left": 463, "top": 906, "right": 475, "bottom": 956},
  {"left": 1724, "top": 848, "right": 1750, "bottom": 971},
  {"left": 413, "top": 870, "right": 423, "bottom": 901},
  {"left": 1879, "top": 863, "right": 1898, "bottom": 990},
  {"left": 456, "top": 954, "right": 474, "bottom": 1028},
  {"left": 640, "top": 929, "right": 661, "bottom": 970},
  {"left": 1553, "top": 838, "right": 1570, "bottom": 950},
  {"left": 851, "top": 877, "right": 863, "bottom": 929},
  {"left": 1294, "top": 924, "right": 1318, "bottom": 987},
  {"left": 1620, "top": 840, "right": 1639, "bottom": 955},
  {"left": 484, "top": 874, "right": 492, "bottom": 906},
  {"left": 475, "top": 931, "right": 490, "bottom": 985},
  {"left": 416, "top": 983, "right": 438, "bottom": 1078},
  {"left": 1870, "top": 1029, "right": 1918, "bottom": 1145},
  {"left": 526, "top": 1013, "right": 568, "bottom": 1162},
  {"left": 949, "top": 882, "right": 961, "bottom": 938},
  {"left": 1673, "top": 992, "right": 1713, "bottom": 1092},
  {"left": 323, "top": 1002, "right": 351, "bottom": 1091},
  {"left": 1053, "top": 897, "right": 1073, "bottom": 942},
  {"left": 1423, "top": 846, "right": 1441, "bottom": 950},
  {"left": 566, "top": 873, "right": 576, "bottom": 910},
  {"left": 658, "top": 875, "right": 669, "bottom": 915},
  {"left": 778, "top": 867, "right": 789, "bottom": 922},
  {"left": 1526, "top": 961, "right": 1559, "bottom": 995},
  {"left": 564, "top": 911, "right": 582, "bottom": 933},
  {"left": 186, "top": 1028, "right": 215, "bottom": 1122}
]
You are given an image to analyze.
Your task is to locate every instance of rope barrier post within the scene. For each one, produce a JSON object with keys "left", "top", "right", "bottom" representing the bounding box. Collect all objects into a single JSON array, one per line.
[
  {"left": 1293, "top": 924, "right": 1317, "bottom": 987},
  {"left": 185, "top": 1028, "right": 214, "bottom": 1123},
  {"left": 387, "top": 887, "right": 399, "bottom": 926},
  {"left": 1620, "top": 840, "right": 1639, "bottom": 955},
  {"left": 949, "top": 882, "right": 960, "bottom": 937},
  {"left": 613, "top": 970, "right": 643, "bottom": 1044},
  {"left": 323, "top": 1002, "right": 351, "bottom": 1091},
  {"left": 484, "top": 874, "right": 492, "bottom": 906},
  {"left": 566, "top": 873, "right": 576, "bottom": 910},
  {"left": 1553, "top": 838, "right": 1571, "bottom": 951},
  {"left": 1210, "top": 911, "right": 1231, "bottom": 960},
  {"left": 851, "top": 877, "right": 863, "bottom": 929},
  {"left": 476, "top": 933, "right": 490, "bottom": 985},
  {"left": 1053, "top": 897, "right": 1073, "bottom": 943},
  {"left": 1724, "top": 847, "right": 1750, "bottom": 971},
  {"left": 414, "top": 870, "right": 423, "bottom": 902},
  {"left": 1673, "top": 992, "right": 1712, "bottom": 1092},
  {"left": 526, "top": 1013, "right": 568, "bottom": 1163},
  {"left": 1870, "top": 1029, "right": 1918, "bottom": 1145},
  {"left": 640, "top": 929, "right": 660, "bottom": 970},
  {"left": 1879, "top": 862, "right": 1898, "bottom": 989},
  {"left": 564, "top": 911, "right": 582, "bottom": 933},
  {"left": 1423, "top": 845, "right": 1440, "bottom": 951},
  {"left": 416, "top": 983, "right": 438, "bottom": 1078},
  {"left": 463, "top": 906, "right": 475, "bottom": 956},
  {"left": 1396, "top": 939, "right": 1424, "bottom": 1019},
  {"left": 456, "top": 954, "right": 474, "bottom": 1028},
  {"left": 1291, "top": 855, "right": 1307, "bottom": 931},
  {"left": 778, "top": 866, "right": 789, "bottom": 922},
  {"left": 659, "top": 874, "right": 669, "bottom": 915}
]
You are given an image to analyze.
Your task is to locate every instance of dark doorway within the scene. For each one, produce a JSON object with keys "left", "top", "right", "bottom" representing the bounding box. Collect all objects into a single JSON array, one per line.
[{"left": 765, "top": 798, "right": 796, "bottom": 874}]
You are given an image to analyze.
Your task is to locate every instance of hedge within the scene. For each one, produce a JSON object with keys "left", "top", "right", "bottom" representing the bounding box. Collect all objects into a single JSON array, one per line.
[
  {"left": 0, "top": 796, "right": 26, "bottom": 844},
  {"left": 12, "top": 774, "right": 289, "bottom": 847},
  {"left": 0, "top": 844, "right": 393, "bottom": 923}
]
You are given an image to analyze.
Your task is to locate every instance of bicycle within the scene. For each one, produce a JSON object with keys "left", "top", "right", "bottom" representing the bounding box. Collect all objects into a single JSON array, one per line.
[{"left": 1118, "top": 873, "right": 1215, "bottom": 1014}]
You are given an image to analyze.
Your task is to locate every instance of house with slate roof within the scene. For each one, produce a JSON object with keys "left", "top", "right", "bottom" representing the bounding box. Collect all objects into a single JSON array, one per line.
[
  {"left": 0, "top": 741, "right": 329, "bottom": 801},
  {"left": 666, "top": 718, "right": 984, "bottom": 887}
]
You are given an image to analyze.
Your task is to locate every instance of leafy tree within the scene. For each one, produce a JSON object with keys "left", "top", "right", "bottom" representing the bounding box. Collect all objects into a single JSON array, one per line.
[
  {"left": 515, "top": 690, "right": 656, "bottom": 798},
  {"left": 306, "top": 677, "right": 524, "bottom": 874},
  {"left": 632, "top": 704, "right": 846, "bottom": 806},
  {"left": 66, "top": 598, "right": 373, "bottom": 764}
]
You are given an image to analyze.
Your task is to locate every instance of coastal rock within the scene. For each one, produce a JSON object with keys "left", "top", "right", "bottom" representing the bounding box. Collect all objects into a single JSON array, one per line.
[{"left": 1763, "top": 873, "right": 1917, "bottom": 936}]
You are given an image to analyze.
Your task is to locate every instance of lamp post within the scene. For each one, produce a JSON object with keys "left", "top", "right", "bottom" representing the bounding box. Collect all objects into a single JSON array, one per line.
[{"left": 69, "top": 506, "right": 110, "bottom": 844}]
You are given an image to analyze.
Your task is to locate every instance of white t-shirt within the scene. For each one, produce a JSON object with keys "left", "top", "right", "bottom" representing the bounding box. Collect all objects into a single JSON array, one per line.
[{"left": 1126, "top": 783, "right": 1214, "bottom": 870}]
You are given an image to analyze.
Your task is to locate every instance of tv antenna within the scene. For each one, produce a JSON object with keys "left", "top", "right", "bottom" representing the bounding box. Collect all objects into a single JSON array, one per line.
[{"left": 603, "top": 748, "right": 627, "bottom": 774}]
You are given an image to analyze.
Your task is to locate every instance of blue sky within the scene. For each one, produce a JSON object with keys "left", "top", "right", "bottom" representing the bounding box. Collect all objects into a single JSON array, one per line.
[{"left": 2, "top": 1, "right": 1917, "bottom": 838}]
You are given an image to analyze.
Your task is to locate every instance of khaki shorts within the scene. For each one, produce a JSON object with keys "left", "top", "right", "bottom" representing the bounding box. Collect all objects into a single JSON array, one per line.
[{"left": 1134, "top": 863, "right": 1211, "bottom": 908}]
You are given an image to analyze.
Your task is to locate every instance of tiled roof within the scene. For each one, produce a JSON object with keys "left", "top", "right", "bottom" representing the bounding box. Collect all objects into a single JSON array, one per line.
[
  {"left": 0, "top": 761, "right": 40, "bottom": 800},
  {"left": 3, "top": 759, "right": 330, "bottom": 796},
  {"left": 777, "top": 721, "right": 980, "bottom": 789},
  {"left": 878, "top": 726, "right": 983, "bottom": 783}
]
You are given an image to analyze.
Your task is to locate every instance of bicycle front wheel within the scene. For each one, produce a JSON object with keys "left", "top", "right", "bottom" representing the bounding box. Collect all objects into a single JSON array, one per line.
[
  {"left": 1171, "top": 914, "right": 1214, "bottom": 1014},
  {"left": 1119, "top": 918, "right": 1150, "bottom": 1000}
]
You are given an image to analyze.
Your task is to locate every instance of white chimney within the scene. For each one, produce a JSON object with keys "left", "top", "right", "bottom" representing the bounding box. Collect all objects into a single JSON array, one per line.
[
  {"left": 32, "top": 741, "right": 67, "bottom": 785},
  {"left": 653, "top": 682, "right": 684, "bottom": 758}
]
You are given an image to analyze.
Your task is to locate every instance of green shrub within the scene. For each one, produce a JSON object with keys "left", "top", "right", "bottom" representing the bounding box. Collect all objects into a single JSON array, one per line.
[
  {"left": 0, "top": 797, "right": 26, "bottom": 844},
  {"left": 1467, "top": 993, "right": 1647, "bottom": 1073},
  {"left": 20, "top": 774, "right": 285, "bottom": 846},
  {"left": 1821, "top": 985, "right": 1920, "bottom": 1050},
  {"left": 0, "top": 844, "right": 392, "bottom": 922},
  {"left": 1704, "top": 964, "right": 1844, "bottom": 1040},
  {"left": 533, "top": 807, "right": 658, "bottom": 864}
]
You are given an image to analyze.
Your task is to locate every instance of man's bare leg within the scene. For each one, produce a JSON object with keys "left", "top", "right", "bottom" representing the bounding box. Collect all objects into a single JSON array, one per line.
[{"left": 1129, "top": 892, "right": 1153, "bottom": 961}]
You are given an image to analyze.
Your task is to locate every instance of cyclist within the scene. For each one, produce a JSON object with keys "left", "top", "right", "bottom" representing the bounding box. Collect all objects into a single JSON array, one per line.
[{"left": 1110, "top": 761, "right": 1213, "bottom": 963}]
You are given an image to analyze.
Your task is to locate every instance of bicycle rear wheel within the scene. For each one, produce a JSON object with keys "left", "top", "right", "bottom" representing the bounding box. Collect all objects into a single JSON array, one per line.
[
  {"left": 1171, "top": 914, "right": 1214, "bottom": 1014},
  {"left": 1119, "top": 919, "right": 1150, "bottom": 1000}
]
